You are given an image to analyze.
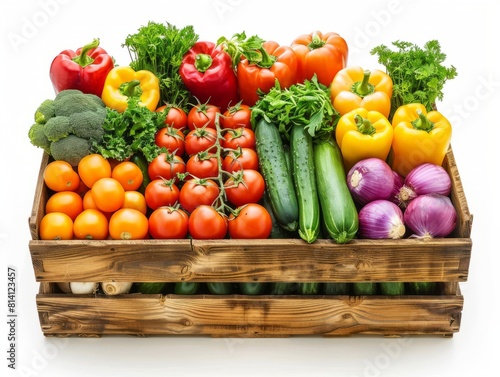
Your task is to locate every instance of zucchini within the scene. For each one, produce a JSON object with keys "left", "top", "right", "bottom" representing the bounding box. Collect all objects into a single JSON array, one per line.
[
  {"left": 239, "top": 282, "right": 267, "bottom": 295},
  {"left": 130, "top": 152, "right": 151, "bottom": 193},
  {"left": 290, "top": 124, "right": 320, "bottom": 243},
  {"left": 407, "top": 282, "right": 437, "bottom": 295},
  {"left": 353, "top": 282, "right": 377, "bottom": 295},
  {"left": 174, "top": 282, "right": 199, "bottom": 295},
  {"left": 380, "top": 282, "right": 405, "bottom": 295},
  {"left": 324, "top": 283, "right": 350, "bottom": 295},
  {"left": 135, "top": 282, "right": 167, "bottom": 294},
  {"left": 297, "top": 283, "right": 321, "bottom": 295},
  {"left": 254, "top": 119, "right": 299, "bottom": 232},
  {"left": 313, "top": 139, "right": 358, "bottom": 243},
  {"left": 206, "top": 282, "right": 234, "bottom": 295},
  {"left": 270, "top": 282, "right": 297, "bottom": 295}
]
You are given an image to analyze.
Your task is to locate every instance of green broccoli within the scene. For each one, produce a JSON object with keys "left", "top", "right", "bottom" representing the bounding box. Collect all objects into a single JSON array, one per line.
[{"left": 28, "top": 89, "right": 107, "bottom": 166}]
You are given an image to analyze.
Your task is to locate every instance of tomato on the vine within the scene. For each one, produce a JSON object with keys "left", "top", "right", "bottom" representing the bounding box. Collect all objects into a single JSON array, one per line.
[
  {"left": 155, "top": 127, "right": 186, "bottom": 157},
  {"left": 187, "top": 103, "right": 221, "bottom": 130},
  {"left": 179, "top": 178, "right": 220, "bottom": 213},
  {"left": 221, "top": 127, "right": 256, "bottom": 150},
  {"left": 188, "top": 205, "right": 227, "bottom": 239},
  {"left": 156, "top": 105, "right": 188, "bottom": 130},
  {"left": 186, "top": 152, "right": 219, "bottom": 179},
  {"left": 222, "top": 147, "right": 259, "bottom": 173},
  {"left": 228, "top": 203, "right": 272, "bottom": 239},
  {"left": 224, "top": 169, "right": 265, "bottom": 207},
  {"left": 148, "top": 206, "right": 189, "bottom": 239},
  {"left": 148, "top": 152, "right": 186, "bottom": 182},
  {"left": 221, "top": 102, "right": 252, "bottom": 129},
  {"left": 184, "top": 126, "right": 218, "bottom": 156},
  {"left": 145, "top": 178, "right": 180, "bottom": 210}
]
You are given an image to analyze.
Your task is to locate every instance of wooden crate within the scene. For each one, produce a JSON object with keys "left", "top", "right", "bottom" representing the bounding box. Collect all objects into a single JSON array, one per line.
[{"left": 28, "top": 147, "right": 473, "bottom": 337}]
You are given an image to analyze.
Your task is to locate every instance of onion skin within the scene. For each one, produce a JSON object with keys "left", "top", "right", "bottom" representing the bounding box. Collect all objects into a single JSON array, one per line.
[
  {"left": 389, "top": 170, "right": 404, "bottom": 205},
  {"left": 358, "top": 200, "right": 406, "bottom": 239},
  {"left": 404, "top": 194, "right": 457, "bottom": 238},
  {"left": 347, "top": 158, "right": 394, "bottom": 205}
]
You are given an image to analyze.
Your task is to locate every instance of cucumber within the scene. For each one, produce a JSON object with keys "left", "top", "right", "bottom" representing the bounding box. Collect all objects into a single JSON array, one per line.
[
  {"left": 174, "top": 282, "right": 199, "bottom": 295},
  {"left": 380, "top": 282, "right": 405, "bottom": 295},
  {"left": 261, "top": 190, "right": 296, "bottom": 239},
  {"left": 324, "top": 283, "right": 350, "bottom": 295},
  {"left": 290, "top": 124, "right": 320, "bottom": 243},
  {"left": 407, "top": 282, "right": 437, "bottom": 295},
  {"left": 206, "top": 282, "right": 234, "bottom": 295},
  {"left": 254, "top": 119, "right": 299, "bottom": 232},
  {"left": 297, "top": 283, "right": 321, "bottom": 295},
  {"left": 135, "top": 282, "right": 167, "bottom": 294},
  {"left": 130, "top": 152, "right": 151, "bottom": 193},
  {"left": 313, "top": 139, "right": 359, "bottom": 243},
  {"left": 353, "top": 282, "right": 377, "bottom": 295},
  {"left": 270, "top": 282, "right": 297, "bottom": 295},
  {"left": 239, "top": 282, "right": 267, "bottom": 295}
]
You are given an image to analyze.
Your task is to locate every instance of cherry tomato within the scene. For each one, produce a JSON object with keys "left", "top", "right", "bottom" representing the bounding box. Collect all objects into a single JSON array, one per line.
[
  {"left": 155, "top": 127, "right": 186, "bottom": 156},
  {"left": 224, "top": 169, "right": 265, "bottom": 207},
  {"left": 187, "top": 103, "right": 221, "bottom": 130},
  {"left": 43, "top": 160, "right": 80, "bottom": 192},
  {"left": 188, "top": 205, "right": 227, "bottom": 239},
  {"left": 91, "top": 177, "right": 125, "bottom": 213},
  {"left": 39, "top": 212, "right": 74, "bottom": 240},
  {"left": 156, "top": 105, "right": 188, "bottom": 130},
  {"left": 145, "top": 179, "right": 180, "bottom": 210},
  {"left": 122, "top": 190, "right": 148, "bottom": 215},
  {"left": 148, "top": 206, "right": 189, "bottom": 239},
  {"left": 186, "top": 153, "right": 219, "bottom": 180},
  {"left": 77, "top": 154, "right": 112, "bottom": 188},
  {"left": 45, "top": 191, "right": 83, "bottom": 221},
  {"left": 147, "top": 152, "right": 186, "bottom": 182},
  {"left": 179, "top": 179, "right": 220, "bottom": 213},
  {"left": 109, "top": 208, "right": 149, "bottom": 240},
  {"left": 221, "top": 127, "right": 256, "bottom": 150},
  {"left": 222, "top": 147, "right": 259, "bottom": 173},
  {"left": 73, "top": 209, "right": 109, "bottom": 240},
  {"left": 221, "top": 102, "right": 252, "bottom": 129},
  {"left": 111, "top": 161, "right": 143, "bottom": 191},
  {"left": 228, "top": 203, "right": 272, "bottom": 239},
  {"left": 184, "top": 127, "right": 218, "bottom": 156}
]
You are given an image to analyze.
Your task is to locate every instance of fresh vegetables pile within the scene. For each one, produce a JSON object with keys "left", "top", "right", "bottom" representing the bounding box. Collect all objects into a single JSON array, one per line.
[{"left": 28, "top": 21, "right": 460, "bottom": 296}]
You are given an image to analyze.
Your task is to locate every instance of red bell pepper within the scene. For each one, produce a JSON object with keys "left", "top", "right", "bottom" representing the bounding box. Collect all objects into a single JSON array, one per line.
[
  {"left": 179, "top": 41, "right": 239, "bottom": 110},
  {"left": 49, "top": 39, "right": 114, "bottom": 97}
]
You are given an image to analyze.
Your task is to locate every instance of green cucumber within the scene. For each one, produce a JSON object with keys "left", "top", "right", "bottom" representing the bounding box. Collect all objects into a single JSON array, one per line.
[
  {"left": 261, "top": 190, "right": 296, "bottom": 239},
  {"left": 135, "top": 282, "right": 167, "bottom": 294},
  {"left": 407, "top": 282, "right": 437, "bottom": 295},
  {"left": 239, "top": 282, "right": 267, "bottom": 295},
  {"left": 380, "top": 282, "right": 405, "bottom": 295},
  {"left": 313, "top": 139, "right": 359, "bottom": 243},
  {"left": 270, "top": 282, "right": 297, "bottom": 295},
  {"left": 353, "top": 282, "right": 377, "bottom": 295},
  {"left": 324, "top": 283, "right": 350, "bottom": 295},
  {"left": 174, "top": 282, "right": 200, "bottom": 295},
  {"left": 290, "top": 124, "right": 320, "bottom": 243},
  {"left": 206, "top": 282, "right": 234, "bottom": 295},
  {"left": 297, "top": 283, "right": 321, "bottom": 295},
  {"left": 130, "top": 152, "right": 151, "bottom": 193},
  {"left": 255, "top": 119, "right": 299, "bottom": 232}
]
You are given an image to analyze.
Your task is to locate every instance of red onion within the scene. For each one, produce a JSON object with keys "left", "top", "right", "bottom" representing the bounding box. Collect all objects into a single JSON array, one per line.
[
  {"left": 358, "top": 200, "right": 406, "bottom": 239},
  {"left": 404, "top": 194, "right": 457, "bottom": 238},
  {"left": 347, "top": 158, "right": 394, "bottom": 205},
  {"left": 389, "top": 170, "right": 404, "bottom": 205},
  {"left": 395, "top": 163, "right": 452, "bottom": 208}
]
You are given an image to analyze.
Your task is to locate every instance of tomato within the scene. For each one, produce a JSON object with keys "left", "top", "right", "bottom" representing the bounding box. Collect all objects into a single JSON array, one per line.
[
  {"left": 148, "top": 206, "right": 189, "bottom": 239},
  {"left": 188, "top": 205, "right": 227, "bottom": 239},
  {"left": 148, "top": 152, "right": 186, "bottom": 182},
  {"left": 77, "top": 154, "right": 112, "bottom": 188},
  {"left": 184, "top": 127, "right": 217, "bottom": 156},
  {"left": 39, "top": 212, "right": 74, "bottom": 240},
  {"left": 111, "top": 161, "right": 143, "bottom": 191},
  {"left": 91, "top": 177, "right": 125, "bottom": 213},
  {"left": 179, "top": 179, "right": 220, "bottom": 213},
  {"left": 108, "top": 208, "right": 149, "bottom": 240},
  {"left": 221, "top": 102, "right": 252, "bottom": 129},
  {"left": 122, "top": 190, "right": 148, "bottom": 215},
  {"left": 45, "top": 191, "right": 83, "bottom": 221},
  {"left": 228, "top": 203, "right": 272, "bottom": 239},
  {"left": 221, "top": 127, "right": 256, "bottom": 150},
  {"left": 43, "top": 160, "right": 80, "bottom": 192},
  {"left": 186, "top": 153, "right": 219, "bottom": 179},
  {"left": 187, "top": 103, "right": 221, "bottom": 130},
  {"left": 224, "top": 169, "right": 265, "bottom": 207},
  {"left": 155, "top": 127, "right": 186, "bottom": 157},
  {"left": 156, "top": 105, "right": 188, "bottom": 130},
  {"left": 222, "top": 147, "right": 259, "bottom": 173},
  {"left": 73, "top": 209, "right": 109, "bottom": 240},
  {"left": 144, "top": 179, "right": 180, "bottom": 210}
]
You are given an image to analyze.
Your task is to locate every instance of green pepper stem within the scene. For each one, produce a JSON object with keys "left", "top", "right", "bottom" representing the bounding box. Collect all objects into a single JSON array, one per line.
[
  {"left": 119, "top": 80, "right": 142, "bottom": 98},
  {"left": 72, "top": 38, "right": 100, "bottom": 68},
  {"left": 354, "top": 114, "right": 376, "bottom": 135},
  {"left": 307, "top": 32, "right": 326, "bottom": 50},
  {"left": 256, "top": 46, "right": 276, "bottom": 69},
  {"left": 351, "top": 70, "right": 375, "bottom": 97},
  {"left": 195, "top": 53, "right": 213, "bottom": 73},
  {"left": 411, "top": 110, "right": 435, "bottom": 132}
]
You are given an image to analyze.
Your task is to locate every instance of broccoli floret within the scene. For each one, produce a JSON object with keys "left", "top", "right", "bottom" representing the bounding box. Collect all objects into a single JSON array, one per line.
[
  {"left": 28, "top": 122, "right": 51, "bottom": 153},
  {"left": 34, "top": 99, "right": 55, "bottom": 124},
  {"left": 69, "top": 108, "right": 106, "bottom": 141},
  {"left": 50, "top": 135, "right": 91, "bottom": 166},
  {"left": 54, "top": 91, "right": 104, "bottom": 117},
  {"left": 43, "top": 116, "right": 73, "bottom": 142}
]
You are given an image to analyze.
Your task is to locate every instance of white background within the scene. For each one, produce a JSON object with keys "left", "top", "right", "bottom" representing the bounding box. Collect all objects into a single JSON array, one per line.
[{"left": 0, "top": 0, "right": 497, "bottom": 376}]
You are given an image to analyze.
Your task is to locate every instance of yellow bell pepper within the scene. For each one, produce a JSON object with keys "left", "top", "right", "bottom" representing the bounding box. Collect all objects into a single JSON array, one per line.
[
  {"left": 330, "top": 66, "right": 393, "bottom": 118},
  {"left": 101, "top": 66, "right": 160, "bottom": 112},
  {"left": 335, "top": 108, "right": 393, "bottom": 172},
  {"left": 391, "top": 103, "right": 452, "bottom": 177}
]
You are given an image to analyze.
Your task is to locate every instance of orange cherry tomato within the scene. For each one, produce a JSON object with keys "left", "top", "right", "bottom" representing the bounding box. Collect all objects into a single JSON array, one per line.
[
  {"left": 78, "top": 154, "right": 112, "bottom": 188},
  {"left": 91, "top": 177, "right": 125, "bottom": 213},
  {"left": 43, "top": 160, "right": 80, "bottom": 192},
  {"left": 111, "top": 161, "right": 144, "bottom": 191},
  {"left": 39, "top": 212, "right": 74, "bottom": 240},
  {"left": 121, "top": 191, "right": 148, "bottom": 215},
  {"left": 45, "top": 191, "right": 83, "bottom": 221},
  {"left": 73, "top": 209, "right": 109, "bottom": 240},
  {"left": 109, "top": 208, "right": 149, "bottom": 240}
]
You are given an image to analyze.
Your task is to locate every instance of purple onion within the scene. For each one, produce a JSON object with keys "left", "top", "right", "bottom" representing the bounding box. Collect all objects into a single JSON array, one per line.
[
  {"left": 389, "top": 170, "right": 405, "bottom": 205},
  {"left": 347, "top": 158, "right": 394, "bottom": 205},
  {"left": 395, "top": 163, "right": 452, "bottom": 208},
  {"left": 358, "top": 200, "right": 406, "bottom": 239},
  {"left": 404, "top": 194, "right": 457, "bottom": 238}
]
